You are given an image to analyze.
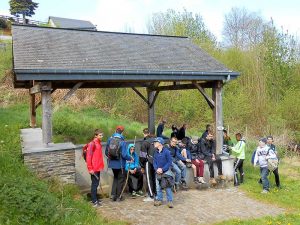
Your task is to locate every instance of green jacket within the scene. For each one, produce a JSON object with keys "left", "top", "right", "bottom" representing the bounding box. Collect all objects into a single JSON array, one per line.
[{"left": 231, "top": 140, "right": 246, "bottom": 159}]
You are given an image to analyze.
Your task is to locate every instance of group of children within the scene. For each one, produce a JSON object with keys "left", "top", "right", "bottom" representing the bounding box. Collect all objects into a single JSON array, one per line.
[{"left": 85, "top": 124, "right": 280, "bottom": 208}]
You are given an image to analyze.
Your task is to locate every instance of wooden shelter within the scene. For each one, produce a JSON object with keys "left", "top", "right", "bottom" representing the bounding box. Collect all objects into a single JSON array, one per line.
[{"left": 12, "top": 24, "right": 239, "bottom": 154}]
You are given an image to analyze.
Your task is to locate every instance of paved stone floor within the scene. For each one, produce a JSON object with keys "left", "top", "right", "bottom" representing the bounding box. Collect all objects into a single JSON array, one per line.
[{"left": 97, "top": 187, "right": 285, "bottom": 225}]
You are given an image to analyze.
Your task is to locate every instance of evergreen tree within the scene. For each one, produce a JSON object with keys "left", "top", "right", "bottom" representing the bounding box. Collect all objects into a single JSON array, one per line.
[{"left": 9, "top": 0, "right": 38, "bottom": 24}]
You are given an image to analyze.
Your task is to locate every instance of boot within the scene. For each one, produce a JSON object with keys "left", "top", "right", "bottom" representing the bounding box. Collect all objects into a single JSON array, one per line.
[
  {"left": 210, "top": 178, "right": 217, "bottom": 185},
  {"left": 218, "top": 174, "right": 226, "bottom": 180},
  {"left": 181, "top": 180, "right": 188, "bottom": 190},
  {"left": 240, "top": 173, "right": 244, "bottom": 184}
]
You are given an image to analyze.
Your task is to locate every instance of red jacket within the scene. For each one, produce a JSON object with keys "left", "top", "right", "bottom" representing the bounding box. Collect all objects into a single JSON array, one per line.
[{"left": 86, "top": 138, "right": 104, "bottom": 173}]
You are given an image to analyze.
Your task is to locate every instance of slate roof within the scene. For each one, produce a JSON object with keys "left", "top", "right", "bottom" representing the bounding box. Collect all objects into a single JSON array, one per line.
[
  {"left": 48, "top": 16, "right": 96, "bottom": 30},
  {"left": 12, "top": 25, "right": 239, "bottom": 86}
]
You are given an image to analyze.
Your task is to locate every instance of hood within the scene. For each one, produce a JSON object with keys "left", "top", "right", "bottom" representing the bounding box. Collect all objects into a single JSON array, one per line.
[
  {"left": 112, "top": 132, "right": 125, "bottom": 140},
  {"left": 127, "top": 143, "right": 135, "bottom": 155}
]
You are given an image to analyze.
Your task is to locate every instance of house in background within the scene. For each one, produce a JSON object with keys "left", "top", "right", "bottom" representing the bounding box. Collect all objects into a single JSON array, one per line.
[{"left": 48, "top": 16, "right": 96, "bottom": 30}]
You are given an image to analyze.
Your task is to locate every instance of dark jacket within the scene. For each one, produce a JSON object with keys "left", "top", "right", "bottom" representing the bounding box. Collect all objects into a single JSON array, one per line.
[
  {"left": 156, "top": 123, "right": 164, "bottom": 138},
  {"left": 167, "top": 145, "right": 187, "bottom": 162},
  {"left": 200, "top": 138, "right": 215, "bottom": 159},
  {"left": 139, "top": 136, "right": 155, "bottom": 167},
  {"left": 177, "top": 127, "right": 186, "bottom": 140},
  {"left": 201, "top": 130, "right": 209, "bottom": 139},
  {"left": 105, "top": 133, "right": 132, "bottom": 169},
  {"left": 187, "top": 140, "right": 204, "bottom": 160},
  {"left": 170, "top": 128, "right": 178, "bottom": 138},
  {"left": 153, "top": 147, "right": 172, "bottom": 173}
]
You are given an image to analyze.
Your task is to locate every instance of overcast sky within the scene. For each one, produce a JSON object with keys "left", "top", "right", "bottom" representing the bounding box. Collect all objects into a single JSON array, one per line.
[{"left": 1, "top": 0, "right": 299, "bottom": 42}]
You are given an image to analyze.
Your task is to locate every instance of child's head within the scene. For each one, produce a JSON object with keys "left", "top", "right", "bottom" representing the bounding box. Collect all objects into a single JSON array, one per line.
[
  {"left": 259, "top": 138, "right": 267, "bottom": 147},
  {"left": 235, "top": 133, "right": 242, "bottom": 141}
]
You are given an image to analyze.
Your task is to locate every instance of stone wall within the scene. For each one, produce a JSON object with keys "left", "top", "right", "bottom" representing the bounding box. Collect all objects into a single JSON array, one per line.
[{"left": 24, "top": 149, "right": 76, "bottom": 183}]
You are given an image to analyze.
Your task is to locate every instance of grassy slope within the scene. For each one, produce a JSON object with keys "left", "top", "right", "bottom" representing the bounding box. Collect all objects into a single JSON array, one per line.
[{"left": 0, "top": 104, "right": 129, "bottom": 225}]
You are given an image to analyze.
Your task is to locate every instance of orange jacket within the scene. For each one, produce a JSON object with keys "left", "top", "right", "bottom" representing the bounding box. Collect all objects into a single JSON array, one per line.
[{"left": 86, "top": 138, "right": 105, "bottom": 173}]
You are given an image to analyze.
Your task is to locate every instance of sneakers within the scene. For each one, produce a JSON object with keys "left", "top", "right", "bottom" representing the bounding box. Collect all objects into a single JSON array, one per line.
[
  {"left": 154, "top": 200, "right": 162, "bottom": 206},
  {"left": 131, "top": 191, "right": 137, "bottom": 198},
  {"left": 181, "top": 181, "right": 188, "bottom": 190},
  {"left": 135, "top": 190, "right": 144, "bottom": 197},
  {"left": 117, "top": 196, "right": 125, "bottom": 202},
  {"left": 167, "top": 201, "right": 174, "bottom": 208},
  {"left": 218, "top": 175, "right": 226, "bottom": 180},
  {"left": 92, "top": 201, "right": 102, "bottom": 208},
  {"left": 143, "top": 196, "right": 154, "bottom": 202},
  {"left": 198, "top": 177, "right": 206, "bottom": 184},
  {"left": 194, "top": 177, "right": 200, "bottom": 184},
  {"left": 210, "top": 178, "right": 217, "bottom": 185},
  {"left": 261, "top": 189, "right": 269, "bottom": 194}
]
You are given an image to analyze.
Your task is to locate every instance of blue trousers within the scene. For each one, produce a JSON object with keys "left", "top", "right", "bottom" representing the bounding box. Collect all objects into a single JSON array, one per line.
[
  {"left": 260, "top": 167, "right": 269, "bottom": 191},
  {"left": 155, "top": 170, "right": 173, "bottom": 202},
  {"left": 171, "top": 161, "right": 186, "bottom": 184}
]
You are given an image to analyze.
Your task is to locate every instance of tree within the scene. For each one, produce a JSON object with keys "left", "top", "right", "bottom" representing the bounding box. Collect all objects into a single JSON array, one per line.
[
  {"left": 9, "top": 0, "right": 38, "bottom": 24},
  {"left": 223, "top": 7, "right": 267, "bottom": 49},
  {"left": 147, "top": 9, "right": 217, "bottom": 51}
]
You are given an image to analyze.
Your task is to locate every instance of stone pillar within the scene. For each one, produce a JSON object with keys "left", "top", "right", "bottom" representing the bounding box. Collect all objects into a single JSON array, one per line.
[
  {"left": 41, "top": 82, "right": 52, "bottom": 145},
  {"left": 213, "top": 81, "right": 223, "bottom": 155}
]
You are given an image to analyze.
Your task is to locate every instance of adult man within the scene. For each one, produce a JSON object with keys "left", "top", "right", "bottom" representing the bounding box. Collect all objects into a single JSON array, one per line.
[
  {"left": 105, "top": 125, "right": 132, "bottom": 201},
  {"left": 200, "top": 132, "right": 225, "bottom": 185},
  {"left": 168, "top": 137, "right": 190, "bottom": 190},
  {"left": 177, "top": 124, "right": 187, "bottom": 140},
  {"left": 156, "top": 119, "right": 168, "bottom": 139},
  {"left": 267, "top": 136, "right": 281, "bottom": 188},
  {"left": 139, "top": 128, "right": 156, "bottom": 201},
  {"left": 153, "top": 137, "right": 174, "bottom": 208},
  {"left": 86, "top": 129, "right": 105, "bottom": 207}
]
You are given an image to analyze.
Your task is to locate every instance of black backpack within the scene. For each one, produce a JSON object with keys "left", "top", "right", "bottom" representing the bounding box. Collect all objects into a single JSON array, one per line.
[{"left": 108, "top": 137, "right": 122, "bottom": 160}]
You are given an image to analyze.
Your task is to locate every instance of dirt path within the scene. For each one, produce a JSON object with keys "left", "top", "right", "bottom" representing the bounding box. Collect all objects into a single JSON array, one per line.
[{"left": 97, "top": 188, "right": 284, "bottom": 225}]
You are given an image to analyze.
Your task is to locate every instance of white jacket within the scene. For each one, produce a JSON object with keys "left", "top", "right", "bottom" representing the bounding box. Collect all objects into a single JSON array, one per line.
[{"left": 254, "top": 145, "right": 275, "bottom": 168}]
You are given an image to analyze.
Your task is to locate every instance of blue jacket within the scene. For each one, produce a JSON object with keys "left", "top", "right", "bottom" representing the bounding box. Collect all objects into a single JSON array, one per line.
[
  {"left": 168, "top": 145, "right": 187, "bottom": 162},
  {"left": 153, "top": 147, "right": 172, "bottom": 172},
  {"left": 105, "top": 133, "right": 132, "bottom": 169},
  {"left": 156, "top": 123, "right": 164, "bottom": 137},
  {"left": 125, "top": 144, "right": 139, "bottom": 171}
]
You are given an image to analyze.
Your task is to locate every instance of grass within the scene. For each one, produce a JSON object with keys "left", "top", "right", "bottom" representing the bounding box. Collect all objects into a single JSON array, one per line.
[
  {"left": 214, "top": 141, "right": 300, "bottom": 225},
  {"left": 0, "top": 104, "right": 130, "bottom": 225},
  {"left": 0, "top": 40, "right": 12, "bottom": 80},
  {"left": 1, "top": 104, "right": 300, "bottom": 224}
]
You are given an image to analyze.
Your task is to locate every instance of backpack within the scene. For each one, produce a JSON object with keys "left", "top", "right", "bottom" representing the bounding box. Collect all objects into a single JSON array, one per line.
[
  {"left": 82, "top": 140, "right": 96, "bottom": 161},
  {"left": 108, "top": 137, "right": 122, "bottom": 160}
]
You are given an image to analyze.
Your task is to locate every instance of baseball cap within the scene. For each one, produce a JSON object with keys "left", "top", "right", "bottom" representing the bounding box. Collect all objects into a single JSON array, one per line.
[
  {"left": 153, "top": 137, "right": 165, "bottom": 145},
  {"left": 116, "top": 125, "right": 124, "bottom": 131}
]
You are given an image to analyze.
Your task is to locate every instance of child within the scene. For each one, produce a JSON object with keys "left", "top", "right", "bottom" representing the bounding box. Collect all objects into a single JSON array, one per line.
[
  {"left": 125, "top": 144, "right": 144, "bottom": 197},
  {"left": 153, "top": 137, "right": 174, "bottom": 208}
]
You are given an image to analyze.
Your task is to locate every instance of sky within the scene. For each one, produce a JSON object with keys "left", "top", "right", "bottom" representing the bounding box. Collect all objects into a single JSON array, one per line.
[{"left": 1, "top": 0, "right": 299, "bottom": 42}]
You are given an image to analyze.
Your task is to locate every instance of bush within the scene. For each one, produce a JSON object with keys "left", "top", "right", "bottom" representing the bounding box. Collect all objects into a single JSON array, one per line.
[{"left": 0, "top": 18, "right": 8, "bottom": 29}]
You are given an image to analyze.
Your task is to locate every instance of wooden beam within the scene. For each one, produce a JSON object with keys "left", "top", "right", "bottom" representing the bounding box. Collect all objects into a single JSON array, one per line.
[
  {"left": 193, "top": 82, "right": 215, "bottom": 109},
  {"left": 149, "top": 82, "right": 213, "bottom": 92},
  {"left": 149, "top": 91, "right": 159, "bottom": 109},
  {"left": 35, "top": 88, "right": 57, "bottom": 109},
  {"left": 62, "top": 82, "right": 83, "bottom": 101},
  {"left": 29, "top": 83, "right": 41, "bottom": 94},
  {"left": 41, "top": 82, "right": 52, "bottom": 145},
  {"left": 147, "top": 89, "right": 156, "bottom": 134},
  {"left": 29, "top": 90, "right": 36, "bottom": 128},
  {"left": 213, "top": 81, "right": 223, "bottom": 155},
  {"left": 132, "top": 87, "right": 149, "bottom": 105}
]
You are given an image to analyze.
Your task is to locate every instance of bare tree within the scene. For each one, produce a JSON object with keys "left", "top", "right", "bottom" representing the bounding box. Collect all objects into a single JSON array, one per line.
[{"left": 223, "top": 7, "right": 267, "bottom": 49}]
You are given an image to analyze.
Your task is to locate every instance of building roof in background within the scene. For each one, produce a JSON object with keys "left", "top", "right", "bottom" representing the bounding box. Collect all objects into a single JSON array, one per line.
[{"left": 48, "top": 16, "right": 96, "bottom": 30}]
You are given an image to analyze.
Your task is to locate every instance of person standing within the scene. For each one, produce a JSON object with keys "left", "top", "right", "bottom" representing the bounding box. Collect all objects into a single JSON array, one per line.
[
  {"left": 200, "top": 132, "right": 225, "bottom": 185},
  {"left": 139, "top": 128, "right": 156, "bottom": 201},
  {"left": 156, "top": 119, "right": 168, "bottom": 139},
  {"left": 267, "top": 136, "right": 281, "bottom": 188},
  {"left": 170, "top": 125, "right": 179, "bottom": 138},
  {"left": 86, "top": 129, "right": 105, "bottom": 207},
  {"left": 153, "top": 137, "right": 174, "bottom": 208},
  {"left": 229, "top": 133, "right": 246, "bottom": 186},
  {"left": 177, "top": 124, "right": 187, "bottom": 140},
  {"left": 105, "top": 125, "right": 132, "bottom": 201}
]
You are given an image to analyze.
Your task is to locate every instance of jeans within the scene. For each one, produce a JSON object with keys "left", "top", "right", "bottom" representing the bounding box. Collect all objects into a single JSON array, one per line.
[
  {"left": 91, "top": 171, "right": 100, "bottom": 203},
  {"left": 171, "top": 161, "right": 186, "bottom": 184},
  {"left": 155, "top": 170, "right": 173, "bottom": 202},
  {"left": 260, "top": 167, "right": 269, "bottom": 191}
]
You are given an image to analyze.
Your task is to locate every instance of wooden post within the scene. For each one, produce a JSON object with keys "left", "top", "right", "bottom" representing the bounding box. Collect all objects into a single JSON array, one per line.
[
  {"left": 213, "top": 81, "right": 223, "bottom": 155},
  {"left": 29, "top": 91, "right": 36, "bottom": 128},
  {"left": 41, "top": 82, "right": 52, "bottom": 145},
  {"left": 147, "top": 89, "right": 155, "bottom": 135}
]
